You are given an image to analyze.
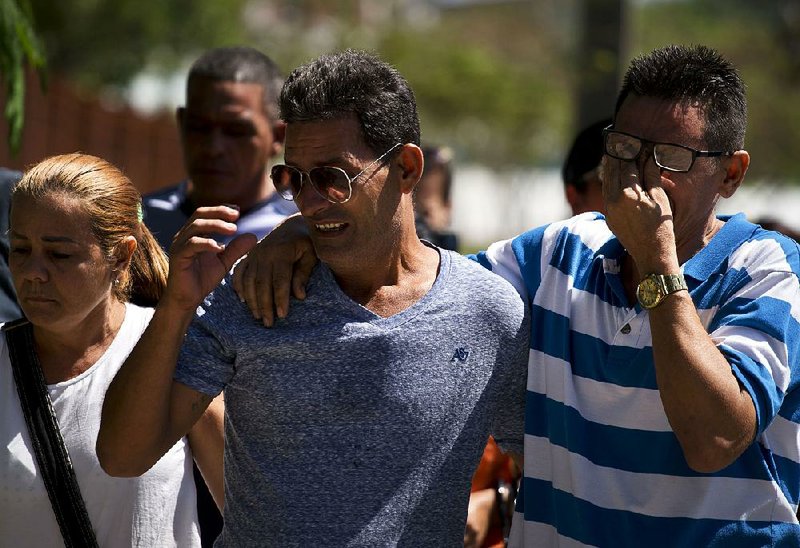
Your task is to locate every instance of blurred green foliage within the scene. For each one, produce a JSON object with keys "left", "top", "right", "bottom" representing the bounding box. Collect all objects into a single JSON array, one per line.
[
  {"left": 0, "top": 0, "right": 45, "bottom": 153},
  {"left": 10, "top": 0, "right": 800, "bottom": 181},
  {"left": 29, "top": 0, "right": 248, "bottom": 88},
  {"left": 631, "top": 0, "right": 800, "bottom": 181}
]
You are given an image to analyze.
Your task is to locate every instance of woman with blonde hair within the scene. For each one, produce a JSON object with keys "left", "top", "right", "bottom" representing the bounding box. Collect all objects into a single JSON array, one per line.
[{"left": 0, "top": 153, "right": 222, "bottom": 546}]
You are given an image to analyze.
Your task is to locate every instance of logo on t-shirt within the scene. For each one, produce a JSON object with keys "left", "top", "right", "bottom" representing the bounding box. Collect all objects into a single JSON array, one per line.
[{"left": 451, "top": 347, "right": 470, "bottom": 363}]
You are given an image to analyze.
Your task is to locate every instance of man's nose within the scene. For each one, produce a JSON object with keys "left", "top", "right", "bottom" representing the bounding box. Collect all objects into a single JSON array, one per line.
[
  {"left": 634, "top": 143, "right": 664, "bottom": 187},
  {"left": 200, "top": 127, "right": 225, "bottom": 155},
  {"left": 295, "top": 175, "right": 331, "bottom": 216},
  {"left": 635, "top": 142, "right": 656, "bottom": 172}
]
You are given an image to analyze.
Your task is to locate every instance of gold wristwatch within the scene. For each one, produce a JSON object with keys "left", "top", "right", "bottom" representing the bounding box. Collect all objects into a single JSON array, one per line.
[{"left": 636, "top": 273, "right": 688, "bottom": 309}]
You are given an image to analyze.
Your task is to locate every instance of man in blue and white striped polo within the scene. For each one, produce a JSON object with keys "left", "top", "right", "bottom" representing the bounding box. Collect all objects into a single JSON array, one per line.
[{"left": 476, "top": 44, "right": 800, "bottom": 546}]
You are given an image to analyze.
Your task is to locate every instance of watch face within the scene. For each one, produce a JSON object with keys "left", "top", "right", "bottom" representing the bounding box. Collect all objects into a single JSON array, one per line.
[{"left": 636, "top": 277, "right": 663, "bottom": 309}]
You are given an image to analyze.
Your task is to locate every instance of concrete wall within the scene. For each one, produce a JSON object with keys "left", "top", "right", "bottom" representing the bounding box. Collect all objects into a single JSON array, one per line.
[{"left": 451, "top": 165, "right": 800, "bottom": 249}]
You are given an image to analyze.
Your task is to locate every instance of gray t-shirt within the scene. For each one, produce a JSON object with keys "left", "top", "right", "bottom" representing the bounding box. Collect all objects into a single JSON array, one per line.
[{"left": 175, "top": 248, "right": 530, "bottom": 547}]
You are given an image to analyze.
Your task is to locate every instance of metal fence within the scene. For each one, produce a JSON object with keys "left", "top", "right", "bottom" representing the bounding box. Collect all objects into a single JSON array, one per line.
[{"left": 0, "top": 70, "right": 184, "bottom": 195}]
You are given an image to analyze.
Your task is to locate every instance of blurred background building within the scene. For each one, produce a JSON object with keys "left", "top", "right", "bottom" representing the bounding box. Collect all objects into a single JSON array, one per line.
[{"left": 3, "top": 0, "right": 800, "bottom": 248}]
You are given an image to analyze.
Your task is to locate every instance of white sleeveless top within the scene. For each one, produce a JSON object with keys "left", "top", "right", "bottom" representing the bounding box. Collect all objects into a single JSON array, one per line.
[{"left": 0, "top": 303, "right": 200, "bottom": 547}]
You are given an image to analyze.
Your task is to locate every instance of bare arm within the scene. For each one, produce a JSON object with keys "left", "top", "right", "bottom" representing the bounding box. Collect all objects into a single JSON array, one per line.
[
  {"left": 98, "top": 206, "right": 256, "bottom": 477},
  {"left": 602, "top": 156, "right": 756, "bottom": 472},
  {"left": 188, "top": 394, "right": 225, "bottom": 511},
  {"left": 231, "top": 213, "right": 317, "bottom": 326},
  {"left": 647, "top": 292, "right": 756, "bottom": 472},
  {"left": 463, "top": 488, "right": 495, "bottom": 548}
]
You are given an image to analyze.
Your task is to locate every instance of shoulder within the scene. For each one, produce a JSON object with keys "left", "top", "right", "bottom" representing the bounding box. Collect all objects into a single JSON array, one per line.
[
  {"left": 141, "top": 183, "right": 190, "bottom": 248},
  {"left": 481, "top": 212, "right": 611, "bottom": 270},
  {"left": 193, "top": 276, "right": 254, "bottom": 331},
  {"left": 472, "top": 213, "right": 614, "bottom": 297},
  {"left": 201, "top": 276, "right": 242, "bottom": 310},
  {"left": 142, "top": 181, "right": 187, "bottom": 210},
  {"left": 449, "top": 250, "right": 521, "bottom": 291},
  {"left": 235, "top": 195, "right": 298, "bottom": 239},
  {"left": 0, "top": 168, "right": 20, "bottom": 191},
  {"left": 125, "top": 302, "right": 155, "bottom": 324},
  {"left": 445, "top": 250, "right": 528, "bottom": 321},
  {"left": 287, "top": 263, "right": 341, "bottom": 311},
  {"left": 728, "top": 219, "right": 800, "bottom": 279},
  {"left": 252, "top": 192, "right": 298, "bottom": 216},
  {"left": 110, "top": 303, "right": 156, "bottom": 343},
  {"left": 535, "top": 212, "right": 614, "bottom": 253},
  {"left": 0, "top": 169, "right": 20, "bottom": 223}
]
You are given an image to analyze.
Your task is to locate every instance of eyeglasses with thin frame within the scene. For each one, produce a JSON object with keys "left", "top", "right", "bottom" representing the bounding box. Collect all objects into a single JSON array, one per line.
[
  {"left": 602, "top": 125, "right": 732, "bottom": 173},
  {"left": 271, "top": 143, "right": 403, "bottom": 204}
]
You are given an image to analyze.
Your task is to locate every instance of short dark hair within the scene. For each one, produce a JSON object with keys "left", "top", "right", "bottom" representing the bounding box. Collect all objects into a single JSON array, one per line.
[
  {"left": 614, "top": 44, "right": 747, "bottom": 151},
  {"left": 187, "top": 46, "right": 283, "bottom": 120},
  {"left": 562, "top": 118, "right": 611, "bottom": 192},
  {"left": 279, "top": 49, "right": 421, "bottom": 155}
]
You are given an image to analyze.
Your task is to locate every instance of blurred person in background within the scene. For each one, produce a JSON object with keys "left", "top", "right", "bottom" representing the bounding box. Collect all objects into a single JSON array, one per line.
[
  {"left": 0, "top": 168, "right": 22, "bottom": 321},
  {"left": 142, "top": 45, "right": 295, "bottom": 545},
  {"left": 414, "top": 145, "right": 459, "bottom": 250},
  {"left": 143, "top": 46, "right": 296, "bottom": 251},
  {"left": 464, "top": 436, "right": 519, "bottom": 547},
  {"left": 1, "top": 153, "right": 224, "bottom": 546},
  {"left": 753, "top": 218, "right": 800, "bottom": 243},
  {"left": 562, "top": 118, "right": 611, "bottom": 216}
]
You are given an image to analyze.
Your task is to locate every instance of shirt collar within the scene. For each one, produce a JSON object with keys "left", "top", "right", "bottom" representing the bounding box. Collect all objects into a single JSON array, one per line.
[{"left": 682, "top": 213, "right": 758, "bottom": 280}]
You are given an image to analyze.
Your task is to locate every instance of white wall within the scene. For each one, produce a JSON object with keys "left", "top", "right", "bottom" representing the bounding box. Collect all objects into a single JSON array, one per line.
[{"left": 450, "top": 166, "right": 800, "bottom": 249}]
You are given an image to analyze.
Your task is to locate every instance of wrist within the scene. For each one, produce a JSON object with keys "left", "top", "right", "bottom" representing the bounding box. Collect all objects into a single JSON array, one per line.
[
  {"left": 636, "top": 272, "right": 688, "bottom": 309},
  {"left": 156, "top": 293, "right": 198, "bottom": 330},
  {"left": 634, "top": 254, "right": 680, "bottom": 278}
]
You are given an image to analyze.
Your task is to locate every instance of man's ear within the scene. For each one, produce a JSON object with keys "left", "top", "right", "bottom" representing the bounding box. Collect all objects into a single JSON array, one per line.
[
  {"left": 564, "top": 184, "right": 580, "bottom": 213},
  {"left": 176, "top": 107, "right": 186, "bottom": 131},
  {"left": 719, "top": 150, "right": 749, "bottom": 198},
  {"left": 270, "top": 120, "right": 286, "bottom": 158},
  {"left": 396, "top": 144, "right": 424, "bottom": 195}
]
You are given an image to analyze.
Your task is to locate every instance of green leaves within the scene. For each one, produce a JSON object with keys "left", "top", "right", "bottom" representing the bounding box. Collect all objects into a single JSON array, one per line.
[{"left": 0, "top": 0, "right": 46, "bottom": 154}]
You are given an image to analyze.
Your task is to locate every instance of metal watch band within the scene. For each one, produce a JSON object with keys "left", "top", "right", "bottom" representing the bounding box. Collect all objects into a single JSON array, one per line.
[{"left": 660, "top": 274, "right": 688, "bottom": 295}]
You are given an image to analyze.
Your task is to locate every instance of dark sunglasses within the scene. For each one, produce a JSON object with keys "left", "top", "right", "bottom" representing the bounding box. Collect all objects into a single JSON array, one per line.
[
  {"left": 602, "top": 125, "right": 732, "bottom": 173},
  {"left": 271, "top": 143, "right": 402, "bottom": 204}
]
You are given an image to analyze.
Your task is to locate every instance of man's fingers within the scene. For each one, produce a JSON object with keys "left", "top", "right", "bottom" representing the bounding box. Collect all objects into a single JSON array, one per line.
[
  {"left": 171, "top": 235, "right": 226, "bottom": 265},
  {"left": 292, "top": 253, "right": 317, "bottom": 301},
  {"left": 237, "top": 258, "right": 266, "bottom": 321},
  {"left": 220, "top": 234, "right": 258, "bottom": 272},
  {"left": 171, "top": 218, "right": 238, "bottom": 253},
  {"left": 231, "top": 256, "right": 263, "bottom": 320},
  {"left": 231, "top": 254, "right": 249, "bottom": 299},
  {"left": 600, "top": 156, "right": 621, "bottom": 204},
  {"left": 170, "top": 205, "right": 240, "bottom": 248},
  {"left": 257, "top": 277, "right": 276, "bottom": 328},
  {"left": 190, "top": 205, "right": 241, "bottom": 222},
  {"left": 270, "top": 257, "right": 294, "bottom": 321},
  {"left": 250, "top": 256, "right": 275, "bottom": 326}
]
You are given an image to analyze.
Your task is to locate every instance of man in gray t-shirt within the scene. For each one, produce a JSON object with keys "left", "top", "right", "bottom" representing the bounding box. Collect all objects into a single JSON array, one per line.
[
  {"left": 177, "top": 251, "right": 527, "bottom": 545},
  {"left": 98, "top": 50, "right": 529, "bottom": 547}
]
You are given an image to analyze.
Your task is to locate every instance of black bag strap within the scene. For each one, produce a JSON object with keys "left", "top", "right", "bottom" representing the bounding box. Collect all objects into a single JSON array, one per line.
[{"left": 5, "top": 318, "right": 99, "bottom": 548}]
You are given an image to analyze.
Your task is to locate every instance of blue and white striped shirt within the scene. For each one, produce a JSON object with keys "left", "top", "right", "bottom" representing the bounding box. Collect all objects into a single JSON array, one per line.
[{"left": 475, "top": 212, "right": 800, "bottom": 546}]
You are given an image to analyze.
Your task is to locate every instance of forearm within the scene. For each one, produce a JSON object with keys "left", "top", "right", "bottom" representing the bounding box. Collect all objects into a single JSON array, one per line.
[
  {"left": 98, "top": 299, "right": 202, "bottom": 476},
  {"left": 649, "top": 292, "right": 756, "bottom": 472},
  {"left": 464, "top": 488, "right": 495, "bottom": 548}
]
